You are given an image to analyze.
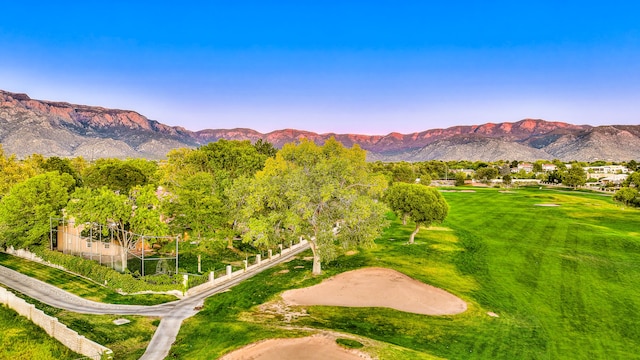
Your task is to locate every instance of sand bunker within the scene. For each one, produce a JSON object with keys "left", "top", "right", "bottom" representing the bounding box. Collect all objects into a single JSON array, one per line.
[
  {"left": 282, "top": 267, "right": 467, "bottom": 315},
  {"left": 223, "top": 269, "right": 465, "bottom": 359},
  {"left": 220, "top": 335, "right": 371, "bottom": 360},
  {"left": 534, "top": 203, "right": 560, "bottom": 207}
]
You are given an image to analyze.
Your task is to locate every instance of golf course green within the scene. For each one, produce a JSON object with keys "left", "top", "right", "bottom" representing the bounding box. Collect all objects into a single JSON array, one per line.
[{"left": 171, "top": 186, "right": 640, "bottom": 359}]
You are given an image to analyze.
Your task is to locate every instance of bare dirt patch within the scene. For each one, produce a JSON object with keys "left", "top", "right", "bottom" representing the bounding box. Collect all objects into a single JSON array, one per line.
[
  {"left": 219, "top": 334, "right": 372, "bottom": 360},
  {"left": 282, "top": 267, "right": 467, "bottom": 315},
  {"left": 534, "top": 203, "right": 560, "bottom": 207}
]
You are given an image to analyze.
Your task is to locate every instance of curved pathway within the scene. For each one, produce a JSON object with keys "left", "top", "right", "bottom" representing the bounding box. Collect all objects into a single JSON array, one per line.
[{"left": 0, "top": 242, "right": 310, "bottom": 360}]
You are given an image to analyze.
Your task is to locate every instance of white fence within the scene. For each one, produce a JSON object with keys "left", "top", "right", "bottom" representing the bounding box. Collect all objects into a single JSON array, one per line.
[
  {"left": 186, "top": 239, "right": 309, "bottom": 296},
  {"left": 0, "top": 287, "right": 113, "bottom": 359}
]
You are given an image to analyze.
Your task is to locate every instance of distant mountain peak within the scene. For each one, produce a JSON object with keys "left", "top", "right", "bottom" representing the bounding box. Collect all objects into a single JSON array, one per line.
[{"left": 0, "top": 90, "right": 637, "bottom": 161}]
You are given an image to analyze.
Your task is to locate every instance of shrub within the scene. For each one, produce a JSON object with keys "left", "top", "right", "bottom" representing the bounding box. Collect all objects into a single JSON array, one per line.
[{"left": 32, "top": 248, "right": 183, "bottom": 293}]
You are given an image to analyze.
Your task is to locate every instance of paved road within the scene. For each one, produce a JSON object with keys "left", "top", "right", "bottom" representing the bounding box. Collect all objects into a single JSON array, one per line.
[{"left": 0, "top": 243, "right": 310, "bottom": 360}]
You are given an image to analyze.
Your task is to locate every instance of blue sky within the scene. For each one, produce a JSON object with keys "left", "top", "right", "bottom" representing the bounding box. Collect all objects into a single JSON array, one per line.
[{"left": 1, "top": 1, "right": 639, "bottom": 134}]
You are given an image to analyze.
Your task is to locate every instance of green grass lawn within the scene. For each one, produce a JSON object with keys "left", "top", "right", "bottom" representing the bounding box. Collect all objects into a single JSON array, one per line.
[
  {"left": 55, "top": 312, "right": 158, "bottom": 360},
  {"left": 2, "top": 284, "right": 158, "bottom": 360},
  {"left": 0, "top": 305, "right": 80, "bottom": 360},
  {"left": 0, "top": 253, "right": 176, "bottom": 305},
  {"left": 171, "top": 186, "right": 640, "bottom": 359}
]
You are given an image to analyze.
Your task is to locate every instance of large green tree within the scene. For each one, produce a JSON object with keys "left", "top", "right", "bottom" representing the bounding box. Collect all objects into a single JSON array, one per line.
[
  {"left": 625, "top": 171, "right": 640, "bottom": 188},
  {"left": 613, "top": 187, "right": 640, "bottom": 207},
  {"left": 163, "top": 172, "right": 226, "bottom": 241},
  {"left": 83, "top": 158, "right": 157, "bottom": 193},
  {"left": 237, "top": 138, "right": 388, "bottom": 275},
  {"left": 41, "top": 156, "right": 82, "bottom": 187},
  {"left": 159, "top": 140, "right": 276, "bottom": 248},
  {"left": 385, "top": 183, "right": 449, "bottom": 244},
  {"left": 0, "top": 172, "right": 75, "bottom": 249},
  {"left": 0, "top": 145, "right": 40, "bottom": 195},
  {"left": 562, "top": 165, "right": 587, "bottom": 188},
  {"left": 66, "top": 184, "right": 167, "bottom": 271},
  {"left": 475, "top": 167, "right": 499, "bottom": 183}
]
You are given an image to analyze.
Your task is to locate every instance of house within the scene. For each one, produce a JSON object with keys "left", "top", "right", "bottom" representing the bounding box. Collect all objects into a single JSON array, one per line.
[
  {"left": 56, "top": 219, "right": 124, "bottom": 269},
  {"left": 600, "top": 174, "right": 629, "bottom": 184},
  {"left": 516, "top": 163, "right": 534, "bottom": 172},
  {"left": 584, "top": 165, "right": 629, "bottom": 174},
  {"left": 56, "top": 218, "right": 155, "bottom": 271},
  {"left": 541, "top": 164, "right": 557, "bottom": 172}
]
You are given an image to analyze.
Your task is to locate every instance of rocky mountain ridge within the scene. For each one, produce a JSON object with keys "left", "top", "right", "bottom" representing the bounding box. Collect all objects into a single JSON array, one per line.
[{"left": 1, "top": 90, "right": 638, "bottom": 161}]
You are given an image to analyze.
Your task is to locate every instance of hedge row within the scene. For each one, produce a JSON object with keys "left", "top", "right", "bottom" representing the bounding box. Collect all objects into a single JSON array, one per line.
[{"left": 33, "top": 248, "right": 183, "bottom": 293}]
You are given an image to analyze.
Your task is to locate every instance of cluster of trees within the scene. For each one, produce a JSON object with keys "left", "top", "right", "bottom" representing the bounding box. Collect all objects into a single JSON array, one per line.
[
  {"left": 0, "top": 140, "right": 451, "bottom": 275},
  {"left": 0, "top": 140, "right": 274, "bottom": 270},
  {"left": 614, "top": 172, "right": 640, "bottom": 207}
]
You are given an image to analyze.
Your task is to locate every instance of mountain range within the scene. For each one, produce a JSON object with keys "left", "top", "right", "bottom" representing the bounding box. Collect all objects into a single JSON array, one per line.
[{"left": 1, "top": 90, "right": 639, "bottom": 162}]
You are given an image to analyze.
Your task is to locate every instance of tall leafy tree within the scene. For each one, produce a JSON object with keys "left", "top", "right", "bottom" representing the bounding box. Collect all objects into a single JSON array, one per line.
[
  {"left": 625, "top": 172, "right": 640, "bottom": 188},
  {"left": 0, "top": 172, "right": 75, "bottom": 248},
  {"left": 613, "top": 187, "right": 640, "bottom": 207},
  {"left": 454, "top": 172, "right": 467, "bottom": 187},
  {"left": 385, "top": 183, "right": 449, "bottom": 244},
  {"left": 163, "top": 172, "right": 226, "bottom": 241},
  {"left": 159, "top": 141, "right": 276, "bottom": 248},
  {"left": 236, "top": 138, "right": 388, "bottom": 275},
  {"left": 562, "top": 165, "right": 587, "bottom": 188},
  {"left": 83, "top": 158, "right": 156, "bottom": 193},
  {"left": 0, "top": 145, "right": 40, "bottom": 195},
  {"left": 66, "top": 184, "right": 167, "bottom": 271},
  {"left": 253, "top": 139, "right": 278, "bottom": 158},
  {"left": 41, "top": 156, "right": 82, "bottom": 187},
  {"left": 199, "top": 139, "right": 270, "bottom": 180},
  {"left": 475, "top": 167, "right": 499, "bottom": 183}
]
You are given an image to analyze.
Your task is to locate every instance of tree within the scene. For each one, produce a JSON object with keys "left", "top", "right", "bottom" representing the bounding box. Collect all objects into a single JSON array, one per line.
[
  {"left": 66, "top": 185, "right": 167, "bottom": 271},
  {"left": 199, "top": 139, "right": 270, "bottom": 180},
  {"left": 454, "top": 172, "right": 466, "bottom": 187},
  {"left": 0, "top": 172, "right": 75, "bottom": 249},
  {"left": 475, "top": 167, "right": 498, "bottom": 183},
  {"left": 532, "top": 162, "right": 543, "bottom": 173},
  {"left": 547, "top": 170, "right": 563, "bottom": 184},
  {"left": 384, "top": 183, "right": 449, "bottom": 244},
  {"left": 0, "top": 145, "right": 40, "bottom": 195},
  {"left": 41, "top": 156, "right": 82, "bottom": 187},
  {"left": 390, "top": 162, "right": 416, "bottom": 183},
  {"left": 83, "top": 158, "right": 155, "bottom": 193},
  {"left": 499, "top": 165, "right": 511, "bottom": 176},
  {"left": 236, "top": 138, "right": 388, "bottom": 275},
  {"left": 163, "top": 172, "right": 225, "bottom": 241},
  {"left": 253, "top": 139, "right": 278, "bottom": 158},
  {"left": 158, "top": 141, "right": 272, "bottom": 249},
  {"left": 562, "top": 165, "right": 587, "bottom": 188},
  {"left": 502, "top": 174, "right": 512, "bottom": 186},
  {"left": 613, "top": 187, "right": 640, "bottom": 207},
  {"left": 625, "top": 172, "right": 640, "bottom": 188}
]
